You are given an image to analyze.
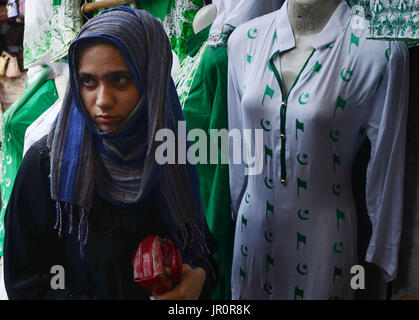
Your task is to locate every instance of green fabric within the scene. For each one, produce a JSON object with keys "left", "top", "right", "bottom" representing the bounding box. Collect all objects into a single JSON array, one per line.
[
  {"left": 175, "top": 24, "right": 211, "bottom": 107},
  {"left": 187, "top": 24, "right": 211, "bottom": 56},
  {"left": 136, "top": 0, "right": 204, "bottom": 62},
  {"left": 135, "top": 0, "right": 175, "bottom": 20},
  {"left": 23, "top": 0, "right": 82, "bottom": 68},
  {"left": 346, "top": 0, "right": 418, "bottom": 47},
  {"left": 0, "top": 67, "right": 58, "bottom": 256},
  {"left": 182, "top": 46, "right": 233, "bottom": 300},
  {"left": 94, "top": 0, "right": 204, "bottom": 62}
]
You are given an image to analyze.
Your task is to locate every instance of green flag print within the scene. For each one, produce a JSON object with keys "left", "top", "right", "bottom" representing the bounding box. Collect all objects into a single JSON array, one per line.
[
  {"left": 385, "top": 48, "right": 390, "bottom": 61},
  {"left": 266, "top": 254, "right": 274, "bottom": 272},
  {"left": 349, "top": 32, "right": 359, "bottom": 55},
  {"left": 333, "top": 96, "right": 347, "bottom": 118},
  {"left": 333, "top": 266, "right": 343, "bottom": 283},
  {"left": 297, "top": 232, "right": 306, "bottom": 251},
  {"left": 265, "top": 145, "right": 273, "bottom": 164},
  {"left": 295, "top": 286, "right": 304, "bottom": 300},
  {"left": 262, "top": 85, "right": 274, "bottom": 106},
  {"left": 375, "top": 74, "right": 384, "bottom": 93},
  {"left": 239, "top": 267, "right": 246, "bottom": 281},
  {"left": 309, "top": 61, "right": 322, "bottom": 79},
  {"left": 241, "top": 215, "right": 248, "bottom": 232},
  {"left": 266, "top": 201, "right": 274, "bottom": 220},
  {"left": 296, "top": 119, "right": 304, "bottom": 140},
  {"left": 336, "top": 209, "right": 345, "bottom": 230},
  {"left": 297, "top": 178, "right": 307, "bottom": 197},
  {"left": 333, "top": 153, "right": 341, "bottom": 173},
  {"left": 247, "top": 54, "right": 252, "bottom": 64}
]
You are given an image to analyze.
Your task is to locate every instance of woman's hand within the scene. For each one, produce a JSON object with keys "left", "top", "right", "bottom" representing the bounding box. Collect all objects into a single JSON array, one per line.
[{"left": 154, "top": 264, "right": 206, "bottom": 300}]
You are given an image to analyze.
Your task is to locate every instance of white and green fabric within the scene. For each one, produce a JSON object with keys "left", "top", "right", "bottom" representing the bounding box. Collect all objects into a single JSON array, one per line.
[
  {"left": 23, "top": 0, "right": 52, "bottom": 68},
  {"left": 346, "top": 0, "right": 418, "bottom": 47},
  {"left": 0, "top": 66, "right": 58, "bottom": 256},
  {"left": 92, "top": 0, "right": 205, "bottom": 63},
  {"left": 23, "top": 0, "right": 82, "bottom": 68},
  {"left": 227, "top": 1, "right": 409, "bottom": 299},
  {"left": 175, "top": 24, "right": 210, "bottom": 107},
  {"left": 208, "top": 0, "right": 284, "bottom": 47},
  {"left": 133, "top": 0, "right": 205, "bottom": 63},
  {"left": 50, "top": 0, "right": 83, "bottom": 63}
]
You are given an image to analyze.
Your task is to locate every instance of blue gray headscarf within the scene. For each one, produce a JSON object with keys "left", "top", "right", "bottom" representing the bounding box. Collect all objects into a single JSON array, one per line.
[{"left": 47, "top": 7, "right": 216, "bottom": 266}]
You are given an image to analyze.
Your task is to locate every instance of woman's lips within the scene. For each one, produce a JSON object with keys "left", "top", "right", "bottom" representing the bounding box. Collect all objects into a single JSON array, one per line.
[{"left": 96, "top": 115, "right": 118, "bottom": 124}]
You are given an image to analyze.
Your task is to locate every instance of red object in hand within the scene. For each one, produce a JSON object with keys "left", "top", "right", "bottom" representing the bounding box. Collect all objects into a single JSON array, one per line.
[{"left": 132, "top": 235, "right": 183, "bottom": 296}]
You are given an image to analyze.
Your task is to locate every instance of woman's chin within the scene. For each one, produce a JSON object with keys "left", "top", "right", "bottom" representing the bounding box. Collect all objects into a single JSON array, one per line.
[{"left": 96, "top": 123, "right": 121, "bottom": 133}]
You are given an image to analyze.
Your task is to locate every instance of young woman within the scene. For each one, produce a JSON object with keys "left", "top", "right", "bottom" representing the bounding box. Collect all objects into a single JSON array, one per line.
[{"left": 3, "top": 7, "right": 217, "bottom": 300}]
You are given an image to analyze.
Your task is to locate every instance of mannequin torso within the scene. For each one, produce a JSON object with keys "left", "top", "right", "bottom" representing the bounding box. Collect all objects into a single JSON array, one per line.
[
  {"left": 193, "top": 4, "right": 217, "bottom": 35},
  {"left": 226, "top": 0, "right": 409, "bottom": 300},
  {"left": 280, "top": 0, "right": 341, "bottom": 96}
]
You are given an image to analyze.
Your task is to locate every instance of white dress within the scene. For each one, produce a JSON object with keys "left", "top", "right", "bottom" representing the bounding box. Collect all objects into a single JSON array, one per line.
[{"left": 227, "top": 1, "right": 409, "bottom": 300}]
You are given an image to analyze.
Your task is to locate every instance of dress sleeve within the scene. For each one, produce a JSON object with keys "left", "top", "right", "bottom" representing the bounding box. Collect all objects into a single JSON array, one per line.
[
  {"left": 364, "top": 41, "right": 409, "bottom": 281},
  {"left": 3, "top": 138, "right": 76, "bottom": 299},
  {"left": 227, "top": 37, "right": 247, "bottom": 221}
]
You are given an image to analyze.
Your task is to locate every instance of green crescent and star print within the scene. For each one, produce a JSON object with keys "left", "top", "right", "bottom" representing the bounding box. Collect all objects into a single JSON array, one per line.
[{"left": 227, "top": 1, "right": 409, "bottom": 299}]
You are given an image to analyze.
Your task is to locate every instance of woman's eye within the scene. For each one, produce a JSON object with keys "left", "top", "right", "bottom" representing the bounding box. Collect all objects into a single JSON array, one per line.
[
  {"left": 80, "top": 77, "right": 96, "bottom": 87},
  {"left": 112, "top": 76, "right": 129, "bottom": 85}
]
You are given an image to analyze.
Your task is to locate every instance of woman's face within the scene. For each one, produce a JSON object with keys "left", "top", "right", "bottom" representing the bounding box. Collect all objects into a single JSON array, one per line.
[{"left": 78, "top": 43, "right": 140, "bottom": 133}]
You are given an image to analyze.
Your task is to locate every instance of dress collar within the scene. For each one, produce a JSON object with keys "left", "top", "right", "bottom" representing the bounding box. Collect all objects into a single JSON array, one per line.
[
  {"left": 187, "top": 24, "right": 212, "bottom": 57},
  {"left": 273, "top": 0, "right": 352, "bottom": 55}
]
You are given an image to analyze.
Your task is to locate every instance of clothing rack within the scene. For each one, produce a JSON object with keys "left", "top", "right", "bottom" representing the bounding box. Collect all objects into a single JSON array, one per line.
[{"left": 81, "top": 0, "right": 136, "bottom": 13}]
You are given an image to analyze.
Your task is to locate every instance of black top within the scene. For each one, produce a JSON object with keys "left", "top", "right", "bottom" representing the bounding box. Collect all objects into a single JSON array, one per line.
[{"left": 3, "top": 136, "right": 217, "bottom": 299}]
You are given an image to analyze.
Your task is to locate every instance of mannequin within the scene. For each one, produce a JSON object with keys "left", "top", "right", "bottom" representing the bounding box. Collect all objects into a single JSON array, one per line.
[
  {"left": 227, "top": 0, "right": 409, "bottom": 299},
  {"left": 193, "top": 4, "right": 217, "bottom": 35},
  {"left": 280, "top": 0, "right": 341, "bottom": 95}
]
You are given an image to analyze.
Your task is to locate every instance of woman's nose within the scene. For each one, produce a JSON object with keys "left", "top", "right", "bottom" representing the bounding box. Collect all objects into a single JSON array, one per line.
[{"left": 95, "top": 84, "right": 114, "bottom": 111}]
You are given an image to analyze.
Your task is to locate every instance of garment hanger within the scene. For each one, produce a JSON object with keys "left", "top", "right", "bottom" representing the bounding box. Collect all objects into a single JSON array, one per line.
[{"left": 81, "top": 0, "right": 136, "bottom": 14}]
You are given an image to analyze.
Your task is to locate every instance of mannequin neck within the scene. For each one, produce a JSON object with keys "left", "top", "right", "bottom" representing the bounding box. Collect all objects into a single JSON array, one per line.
[{"left": 288, "top": 0, "right": 342, "bottom": 38}]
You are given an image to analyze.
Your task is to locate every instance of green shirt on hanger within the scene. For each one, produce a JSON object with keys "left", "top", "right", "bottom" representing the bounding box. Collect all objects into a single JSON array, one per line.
[
  {"left": 0, "top": 66, "right": 58, "bottom": 256},
  {"left": 175, "top": 24, "right": 211, "bottom": 107},
  {"left": 182, "top": 46, "right": 234, "bottom": 300},
  {"left": 135, "top": 0, "right": 205, "bottom": 62}
]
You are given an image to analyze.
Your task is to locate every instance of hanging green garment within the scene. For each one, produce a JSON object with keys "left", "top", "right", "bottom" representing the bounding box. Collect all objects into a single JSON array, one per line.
[
  {"left": 91, "top": 0, "right": 204, "bottom": 62},
  {"left": 23, "top": 0, "right": 82, "bottom": 68},
  {"left": 50, "top": 0, "right": 83, "bottom": 63},
  {"left": 0, "top": 66, "right": 58, "bottom": 256},
  {"left": 346, "top": 0, "right": 418, "bottom": 47},
  {"left": 23, "top": 0, "right": 52, "bottom": 68},
  {"left": 175, "top": 24, "right": 211, "bottom": 107},
  {"left": 182, "top": 46, "right": 233, "bottom": 300}
]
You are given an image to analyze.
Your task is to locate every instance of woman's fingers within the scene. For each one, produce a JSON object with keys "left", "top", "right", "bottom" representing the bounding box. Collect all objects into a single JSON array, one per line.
[{"left": 155, "top": 264, "right": 206, "bottom": 300}]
